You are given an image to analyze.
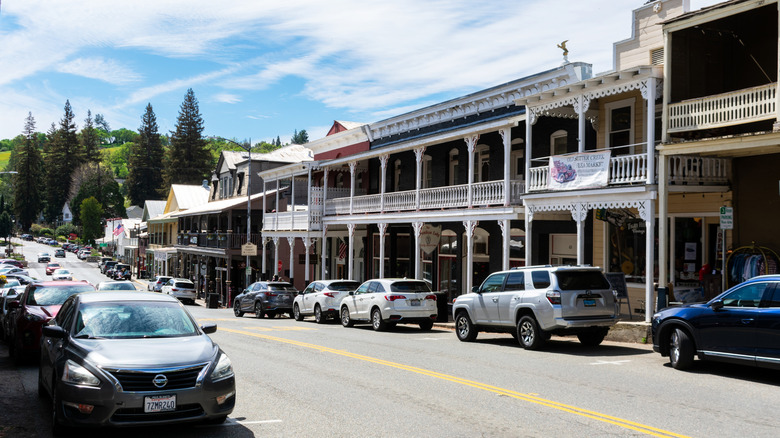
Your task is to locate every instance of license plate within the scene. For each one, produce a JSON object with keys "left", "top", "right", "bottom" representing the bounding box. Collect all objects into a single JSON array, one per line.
[
  {"left": 583, "top": 299, "right": 596, "bottom": 307},
  {"left": 144, "top": 394, "right": 176, "bottom": 413},
  {"left": 409, "top": 299, "right": 421, "bottom": 306}
]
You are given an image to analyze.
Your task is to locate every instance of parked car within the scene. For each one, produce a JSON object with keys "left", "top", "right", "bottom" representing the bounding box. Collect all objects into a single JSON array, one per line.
[
  {"left": 39, "top": 291, "right": 235, "bottom": 433},
  {"left": 52, "top": 269, "right": 74, "bottom": 281},
  {"left": 0, "top": 259, "right": 24, "bottom": 268},
  {"left": 452, "top": 265, "right": 618, "bottom": 349},
  {"left": 96, "top": 281, "right": 137, "bottom": 291},
  {"left": 46, "top": 262, "right": 62, "bottom": 275},
  {"left": 78, "top": 249, "right": 91, "bottom": 260},
  {"left": 102, "top": 261, "right": 118, "bottom": 275},
  {"left": 112, "top": 263, "right": 131, "bottom": 280},
  {"left": 160, "top": 278, "right": 197, "bottom": 304},
  {"left": 148, "top": 275, "right": 173, "bottom": 292},
  {"left": 293, "top": 280, "right": 361, "bottom": 323},
  {"left": 54, "top": 249, "right": 66, "bottom": 258},
  {"left": 652, "top": 274, "right": 780, "bottom": 371},
  {"left": 98, "top": 257, "right": 112, "bottom": 269},
  {"left": 21, "top": 234, "right": 33, "bottom": 241},
  {"left": 0, "top": 267, "right": 30, "bottom": 277},
  {"left": 0, "top": 281, "right": 22, "bottom": 341},
  {"left": 233, "top": 281, "right": 298, "bottom": 318},
  {"left": 6, "top": 280, "right": 96, "bottom": 362},
  {"left": 37, "top": 252, "right": 51, "bottom": 263},
  {"left": 339, "top": 278, "right": 437, "bottom": 331}
]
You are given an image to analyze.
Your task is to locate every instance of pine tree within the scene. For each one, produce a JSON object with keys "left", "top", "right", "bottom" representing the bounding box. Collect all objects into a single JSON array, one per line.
[
  {"left": 275, "top": 136, "right": 281, "bottom": 147},
  {"left": 127, "top": 103, "right": 165, "bottom": 205},
  {"left": 13, "top": 112, "right": 44, "bottom": 231},
  {"left": 43, "top": 100, "right": 83, "bottom": 223},
  {"left": 161, "top": 89, "right": 212, "bottom": 195},
  {"left": 94, "top": 113, "right": 110, "bottom": 133},
  {"left": 291, "top": 129, "right": 309, "bottom": 144},
  {"left": 81, "top": 110, "right": 101, "bottom": 164}
]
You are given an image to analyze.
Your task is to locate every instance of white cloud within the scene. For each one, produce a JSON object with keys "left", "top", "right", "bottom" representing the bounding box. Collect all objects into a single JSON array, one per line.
[
  {"left": 212, "top": 93, "right": 241, "bottom": 104},
  {"left": 57, "top": 57, "right": 141, "bottom": 85}
]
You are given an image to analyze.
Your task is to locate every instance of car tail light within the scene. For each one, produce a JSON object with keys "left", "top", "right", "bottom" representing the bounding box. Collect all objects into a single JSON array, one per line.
[
  {"left": 267, "top": 292, "right": 277, "bottom": 297},
  {"left": 323, "top": 292, "right": 335, "bottom": 298},
  {"left": 425, "top": 295, "right": 437, "bottom": 301},
  {"left": 546, "top": 291, "right": 561, "bottom": 305},
  {"left": 385, "top": 295, "right": 406, "bottom": 301},
  {"left": 172, "top": 288, "right": 179, "bottom": 292}
]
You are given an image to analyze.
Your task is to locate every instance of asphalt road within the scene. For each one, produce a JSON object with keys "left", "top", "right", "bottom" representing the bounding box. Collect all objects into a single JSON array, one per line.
[{"left": 4, "top": 239, "right": 780, "bottom": 437}]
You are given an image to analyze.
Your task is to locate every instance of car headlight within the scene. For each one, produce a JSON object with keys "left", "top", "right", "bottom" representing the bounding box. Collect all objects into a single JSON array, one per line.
[
  {"left": 24, "top": 313, "right": 45, "bottom": 322},
  {"left": 210, "top": 353, "right": 234, "bottom": 382},
  {"left": 63, "top": 359, "right": 100, "bottom": 387}
]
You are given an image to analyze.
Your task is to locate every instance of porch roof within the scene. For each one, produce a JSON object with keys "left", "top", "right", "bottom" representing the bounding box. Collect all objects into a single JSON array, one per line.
[{"left": 170, "top": 188, "right": 281, "bottom": 218}]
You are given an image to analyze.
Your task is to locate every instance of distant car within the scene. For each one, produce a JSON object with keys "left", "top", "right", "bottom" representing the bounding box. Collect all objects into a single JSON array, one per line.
[
  {"left": 38, "top": 291, "right": 235, "bottom": 433},
  {"left": 102, "top": 260, "right": 118, "bottom": 275},
  {"left": 233, "top": 281, "right": 298, "bottom": 318},
  {"left": 160, "top": 278, "right": 197, "bottom": 304},
  {"left": 0, "top": 259, "right": 24, "bottom": 268},
  {"left": 96, "top": 281, "right": 137, "bottom": 291},
  {"left": 51, "top": 269, "right": 74, "bottom": 281},
  {"left": 54, "top": 249, "right": 66, "bottom": 258},
  {"left": 46, "top": 262, "right": 62, "bottom": 275},
  {"left": 37, "top": 253, "right": 51, "bottom": 263},
  {"left": 293, "top": 280, "right": 361, "bottom": 323},
  {"left": 0, "top": 267, "right": 30, "bottom": 277},
  {"left": 148, "top": 275, "right": 173, "bottom": 292},
  {"left": 112, "top": 264, "right": 131, "bottom": 280},
  {"left": 339, "top": 278, "right": 437, "bottom": 331},
  {"left": 78, "top": 249, "right": 91, "bottom": 260}
]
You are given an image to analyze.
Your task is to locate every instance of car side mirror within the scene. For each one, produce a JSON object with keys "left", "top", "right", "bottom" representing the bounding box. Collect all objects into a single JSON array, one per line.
[
  {"left": 710, "top": 300, "right": 724, "bottom": 311},
  {"left": 42, "top": 325, "right": 66, "bottom": 339},
  {"left": 472, "top": 286, "right": 480, "bottom": 293},
  {"left": 349, "top": 291, "right": 355, "bottom": 296},
  {"left": 7, "top": 300, "right": 19, "bottom": 309},
  {"left": 200, "top": 323, "right": 217, "bottom": 334}
]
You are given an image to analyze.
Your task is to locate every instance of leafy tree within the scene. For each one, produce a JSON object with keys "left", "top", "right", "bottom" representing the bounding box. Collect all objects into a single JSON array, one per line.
[
  {"left": 104, "top": 143, "right": 130, "bottom": 178},
  {"left": 0, "top": 211, "right": 12, "bottom": 242},
  {"left": 80, "top": 197, "right": 104, "bottom": 245},
  {"left": 161, "top": 88, "right": 212, "bottom": 195},
  {"left": 291, "top": 129, "right": 309, "bottom": 144},
  {"left": 110, "top": 128, "right": 139, "bottom": 145},
  {"left": 12, "top": 112, "right": 44, "bottom": 231},
  {"left": 43, "top": 100, "right": 82, "bottom": 223},
  {"left": 70, "top": 163, "right": 126, "bottom": 224},
  {"left": 55, "top": 223, "right": 77, "bottom": 239},
  {"left": 127, "top": 103, "right": 165, "bottom": 205}
]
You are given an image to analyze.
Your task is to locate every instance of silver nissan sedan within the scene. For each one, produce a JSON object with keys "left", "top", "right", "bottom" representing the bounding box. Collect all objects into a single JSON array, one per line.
[{"left": 38, "top": 291, "right": 235, "bottom": 434}]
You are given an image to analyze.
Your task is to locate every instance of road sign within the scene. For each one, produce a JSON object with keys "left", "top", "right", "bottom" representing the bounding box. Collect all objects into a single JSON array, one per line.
[
  {"left": 241, "top": 243, "right": 257, "bottom": 256},
  {"left": 719, "top": 206, "right": 733, "bottom": 230},
  {"left": 245, "top": 266, "right": 252, "bottom": 275}
]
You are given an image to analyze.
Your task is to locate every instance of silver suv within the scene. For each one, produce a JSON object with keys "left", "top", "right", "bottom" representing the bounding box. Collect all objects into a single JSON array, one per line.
[{"left": 452, "top": 265, "right": 618, "bottom": 349}]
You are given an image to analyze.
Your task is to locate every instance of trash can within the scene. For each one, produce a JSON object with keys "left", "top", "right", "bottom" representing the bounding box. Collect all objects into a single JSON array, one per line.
[
  {"left": 435, "top": 292, "right": 449, "bottom": 322},
  {"left": 207, "top": 293, "right": 220, "bottom": 309}
]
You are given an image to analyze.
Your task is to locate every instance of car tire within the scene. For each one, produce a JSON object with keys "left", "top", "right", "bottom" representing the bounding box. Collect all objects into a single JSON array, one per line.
[
  {"left": 314, "top": 305, "right": 325, "bottom": 324},
  {"left": 233, "top": 301, "right": 244, "bottom": 317},
  {"left": 517, "top": 315, "right": 545, "bottom": 350},
  {"left": 455, "top": 311, "right": 478, "bottom": 342},
  {"left": 669, "top": 327, "right": 694, "bottom": 370},
  {"left": 293, "top": 304, "right": 304, "bottom": 321},
  {"left": 51, "top": 380, "right": 69, "bottom": 437},
  {"left": 340, "top": 307, "right": 354, "bottom": 327},
  {"left": 371, "top": 308, "right": 388, "bottom": 331},
  {"left": 254, "top": 303, "right": 265, "bottom": 319},
  {"left": 577, "top": 328, "right": 608, "bottom": 347},
  {"left": 419, "top": 320, "right": 434, "bottom": 331}
]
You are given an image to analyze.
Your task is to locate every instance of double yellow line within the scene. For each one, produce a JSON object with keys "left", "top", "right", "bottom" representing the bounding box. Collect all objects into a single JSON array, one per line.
[{"left": 221, "top": 327, "right": 688, "bottom": 438}]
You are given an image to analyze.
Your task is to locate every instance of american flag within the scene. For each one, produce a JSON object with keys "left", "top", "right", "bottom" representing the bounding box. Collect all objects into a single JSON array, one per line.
[
  {"left": 338, "top": 241, "right": 347, "bottom": 260},
  {"left": 113, "top": 223, "right": 124, "bottom": 236}
]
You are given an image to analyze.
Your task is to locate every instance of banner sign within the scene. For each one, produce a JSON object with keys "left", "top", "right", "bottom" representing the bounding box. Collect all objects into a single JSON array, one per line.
[
  {"left": 419, "top": 224, "right": 442, "bottom": 255},
  {"left": 548, "top": 150, "right": 611, "bottom": 191}
]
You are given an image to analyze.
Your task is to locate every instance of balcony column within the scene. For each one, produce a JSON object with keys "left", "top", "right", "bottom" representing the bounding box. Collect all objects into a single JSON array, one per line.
[
  {"left": 275, "top": 179, "right": 280, "bottom": 217},
  {"left": 642, "top": 78, "right": 657, "bottom": 184},
  {"left": 641, "top": 201, "right": 656, "bottom": 323},
  {"left": 323, "top": 168, "right": 329, "bottom": 207},
  {"left": 303, "top": 237, "right": 313, "bottom": 285},
  {"left": 307, "top": 166, "right": 312, "bottom": 229},
  {"left": 412, "top": 221, "right": 423, "bottom": 279},
  {"left": 463, "top": 220, "right": 477, "bottom": 293},
  {"left": 574, "top": 96, "right": 590, "bottom": 153},
  {"left": 347, "top": 223, "right": 355, "bottom": 281},
  {"left": 465, "top": 135, "right": 479, "bottom": 208},
  {"left": 658, "top": 155, "right": 668, "bottom": 296},
  {"left": 499, "top": 219, "right": 510, "bottom": 271},
  {"left": 525, "top": 110, "right": 537, "bottom": 194},
  {"left": 414, "top": 147, "right": 425, "bottom": 210},
  {"left": 572, "top": 204, "right": 587, "bottom": 265},
  {"left": 500, "top": 127, "right": 511, "bottom": 206},
  {"left": 379, "top": 155, "right": 388, "bottom": 213},
  {"left": 321, "top": 225, "right": 328, "bottom": 279},
  {"left": 378, "top": 223, "right": 387, "bottom": 278},
  {"left": 525, "top": 208, "right": 534, "bottom": 264},
  {"left": 349, "top": 162, "right": 356, "bottom": 215},
  {"left": 272, "top": 237, "right": 279, "bottom": 277},
  {"left": 287, "top": 237, "right": 295, "bottom": 284},
  {"left": 291, "top": 172, "right": 296, "bottom": 230},
  {"left": 261, "top": 237, "right": 268, "bottom": 280}
]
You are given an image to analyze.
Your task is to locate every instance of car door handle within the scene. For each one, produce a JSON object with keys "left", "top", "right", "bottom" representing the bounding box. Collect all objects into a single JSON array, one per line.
[
  {"left": 741, "top": 318, "right": 754, "bottom": 324},
  {"left": 492, "top": 298, "right": 499, "bottom": 303}
]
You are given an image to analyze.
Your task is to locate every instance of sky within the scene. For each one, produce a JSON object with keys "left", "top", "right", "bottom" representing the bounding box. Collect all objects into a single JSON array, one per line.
[{"left": 0, "top": 0, "right": 721, "bottom": 144}]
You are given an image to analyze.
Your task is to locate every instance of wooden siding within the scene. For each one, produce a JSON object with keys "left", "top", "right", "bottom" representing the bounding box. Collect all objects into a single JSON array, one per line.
[{"left": 614, "top": 0, "right": 687, "bottom": 70}]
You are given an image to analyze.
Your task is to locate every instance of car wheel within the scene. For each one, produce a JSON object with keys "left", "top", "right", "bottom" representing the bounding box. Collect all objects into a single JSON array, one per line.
[
  {"left": 577, "top": 328, "right": 608, "bottom": 347},
  {"left": 419, "top": 320, "right": 434, "bottom": 331},
  {"left": 517, "top": 315, "right": 545, "bottom": 350},
  {"left": 51, "top": 379, "right": 69, "bottom": 436},
  {"left": 254, "top": 303, "right": 265, "bottom": 319},
  {"left": 340, "top": 307, "right": 354, "bottom": 327},
  {"left": 293, "top": 304, "right": 304, "bottom": 321},
  {"left": 371, "top": 308, "right": 388, "bottom": 331},
  {"left": 233, "top": 301, "right": 244, "bottom": 317},
  {"left": 669, "top": 327, "right": 694, "bottom": 370},
  {"left": 455, "top": 311, "right": 478, "bottom": 342},
  {"left": 314, "top": 305, "right": 325, "bottom": 324}
]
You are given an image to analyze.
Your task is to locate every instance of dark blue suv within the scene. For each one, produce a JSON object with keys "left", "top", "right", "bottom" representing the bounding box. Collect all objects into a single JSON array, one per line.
[{"left": 652, "top": 275, "right": 780, "bottom": 370}]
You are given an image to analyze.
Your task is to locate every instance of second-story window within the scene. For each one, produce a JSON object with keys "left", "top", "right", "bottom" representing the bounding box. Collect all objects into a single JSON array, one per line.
[
  {"left": 422, "top": 155, "right": 432, "bottom": 188},
  {"left": 394, "top": 159, "right": 401, "bottom": 191},
  {"left": 473, "top": 145, "right": 490, "bottom": 182},
  {"left": 605, "top": 97, "right": 635, "bottom": 155},
  {"left": 550, "top": 130, "right": 568, "bottom": 156},
  {"left": 449, "top": 149, "right": 459, "bottom": 186}
]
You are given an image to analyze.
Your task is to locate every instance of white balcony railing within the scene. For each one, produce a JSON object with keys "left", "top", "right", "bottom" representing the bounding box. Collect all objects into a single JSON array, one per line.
[
  {"left": 262, "top": 210, "right": 322, "bottom": 232},
  {"left": 668, "top": 83, "right": 777, "bottom": 133}
]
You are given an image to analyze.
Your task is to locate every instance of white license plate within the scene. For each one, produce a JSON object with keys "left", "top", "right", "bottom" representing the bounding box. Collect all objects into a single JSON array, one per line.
[
  {"left": 409, "top": 299, "right": 421, "bottom": 306},
  {"left": 144, "top": 394, "right": 176, "bottom": 413}
]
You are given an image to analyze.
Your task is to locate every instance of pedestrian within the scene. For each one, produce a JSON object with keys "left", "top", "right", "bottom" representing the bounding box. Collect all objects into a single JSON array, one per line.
[{"left": 272, "top": 274, "right": 279, "bottom": 281}]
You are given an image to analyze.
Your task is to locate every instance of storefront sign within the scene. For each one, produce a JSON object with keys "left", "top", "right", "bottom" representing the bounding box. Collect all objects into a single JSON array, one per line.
[
  {"left": 419, "top": 224, "right": 442, "bottom": 255},
  {"left": 548, "top": 150, "right": 611, "bottom": 191},
  {"left": 241, "top": 243, "right": 257, "bottom": 256}
]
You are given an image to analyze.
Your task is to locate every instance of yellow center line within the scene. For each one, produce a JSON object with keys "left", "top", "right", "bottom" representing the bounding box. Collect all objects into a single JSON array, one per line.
[{"left": 221, "top": 327, "right": 689, "bottom": 438}]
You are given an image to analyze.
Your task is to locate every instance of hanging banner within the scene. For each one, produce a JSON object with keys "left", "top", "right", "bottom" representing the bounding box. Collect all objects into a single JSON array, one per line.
[
  {"left": 419, "top": 224, "right": 442, "bottom": 255},
  {"left": 548, "top": 150, "right": 611, "bottom": 191}
]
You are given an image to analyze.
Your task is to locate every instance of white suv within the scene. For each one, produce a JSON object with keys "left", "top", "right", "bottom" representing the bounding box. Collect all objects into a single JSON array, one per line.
[
  {"left": 340, "top": 279, "right": 438, "bottom": 331},
  {"left": 293, "top": 280, "right": 361, "bottom": 323},
  {"left": 452, "top": 265, "right": 618, "bottom": 349}
]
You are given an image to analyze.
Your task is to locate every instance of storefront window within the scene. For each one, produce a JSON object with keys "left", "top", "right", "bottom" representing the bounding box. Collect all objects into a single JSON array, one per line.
[
  {"left": 607, "top": 216, "right": 658, "bottom": 284},
  {"left": 372, "top": 233, "right": 389, "bottom": 278}
]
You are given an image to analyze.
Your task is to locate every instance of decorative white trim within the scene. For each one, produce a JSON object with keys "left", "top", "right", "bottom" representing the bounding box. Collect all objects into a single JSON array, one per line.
[{"left": 412, "top": 221, "right": 424, "bottom": 238}]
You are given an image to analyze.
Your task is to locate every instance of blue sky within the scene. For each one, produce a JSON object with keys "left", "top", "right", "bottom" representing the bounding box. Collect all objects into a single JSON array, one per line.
[{"left": 0, "top": 0, "right": 720, "bottom": 144}]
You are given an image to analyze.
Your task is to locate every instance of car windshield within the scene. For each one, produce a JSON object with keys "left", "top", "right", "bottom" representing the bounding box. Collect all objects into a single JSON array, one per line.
[
  {"left": 99, "top": 283, "right": 136, "bottom": 291},
  {"left": 174, "top": 281, "right": 194, "bottom": 288},
  {"left": 555, "top": 271, "right": 611, "bottom": 290},
  {"left": 74, "top": 301, "right": 198, "bottom": 339},
  {"left": 54, "top": 269, "right": 70, "bottom": 275},
  {"left": 27, "top": 285, "right": 94, "bottom": 306},
  {"left": 3, "top": 280, "right": 21, "bottom": 288},
  {"left": 327, "top": 282, "right": 361, "bottom": 291},
  {"left": 389, "top": 281, "right": 431, "bottom": 293}
]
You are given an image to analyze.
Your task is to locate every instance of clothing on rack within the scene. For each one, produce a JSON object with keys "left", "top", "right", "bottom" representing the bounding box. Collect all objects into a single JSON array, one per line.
[{"left": 728, "top": 252, "right": 779, "bottom": 285}]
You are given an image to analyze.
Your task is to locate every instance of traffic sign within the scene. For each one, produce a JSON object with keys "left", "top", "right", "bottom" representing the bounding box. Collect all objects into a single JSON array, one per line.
[{"left": 719, "top": 206, "right": 733, "bottom": 230}]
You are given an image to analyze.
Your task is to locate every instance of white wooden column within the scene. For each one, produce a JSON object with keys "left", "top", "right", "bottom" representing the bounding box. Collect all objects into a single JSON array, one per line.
[
  {"left": 275, "top": 179, "right": 280, "bottom": 215},
  {"left": 261, "top": 238, "right": 268, "bottom": 280},
  {"left": 643, "top": 78, "right": 657, "bottom": 184},
  {"left": 349, "top": 162, "right": 356, "bottom": 215},
  {"left": 574, "top": 96, "right": 590, "bottom": 153},
  {"left": 642, "top": 201, "right": 656, "bottom": 323},
  {"left": 525, "top": 208, "right": 534, "bottom": 264},
  {"left": 464, "top": 220, "right": 477, "bottom": 293},
  {"left": 465, "top": 135, "right": 479, "bottom": 208},
  {"left": 323, "top": 168, "right": 329, "bottom": 207},
  {"left": 658, "top": 156, "right": 668, "bottom": 295},
  {"left": 303, "top": 238, "right": 313, "bottom": 284},
  {"left": 287, "top": 237, "right": 295, "bottom": 282},
  {"left": 572, "top": 204, "right": 587, "bottom": 265},
  {"left": 378, "top": 223, "right": 387, "bottom": 278},
  {"left": 379, "top": 155, "right": 388, "bottom": 213},
  {"left": 414, "top": 147, "right": 425, "bottom": 210},
  {"left": 290, "top": 172, "right": 296, "bottom": 230},
  {"left": 499, "top": 219, "right": 510, "bottom": 270},
  {"left": 321, "top": 225, "right": 328, "bottom": 280},
  {"left": 412, "top": 221, "right": 423, "bottom": 279},
  {"left": 272, "top": 237, "right": 279, "bottom": 276},
  {"left": 347, "top": 224, "right": 355, "bottom": 280},
  {"left": 500, "top": 127, "right": 511, "bottom": 206},
  {"left": 525, "top": 110, "right": 536, "bottom": 193},
  {"left": 262, "top": 178, "right": 267, "bottom": 228}
]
